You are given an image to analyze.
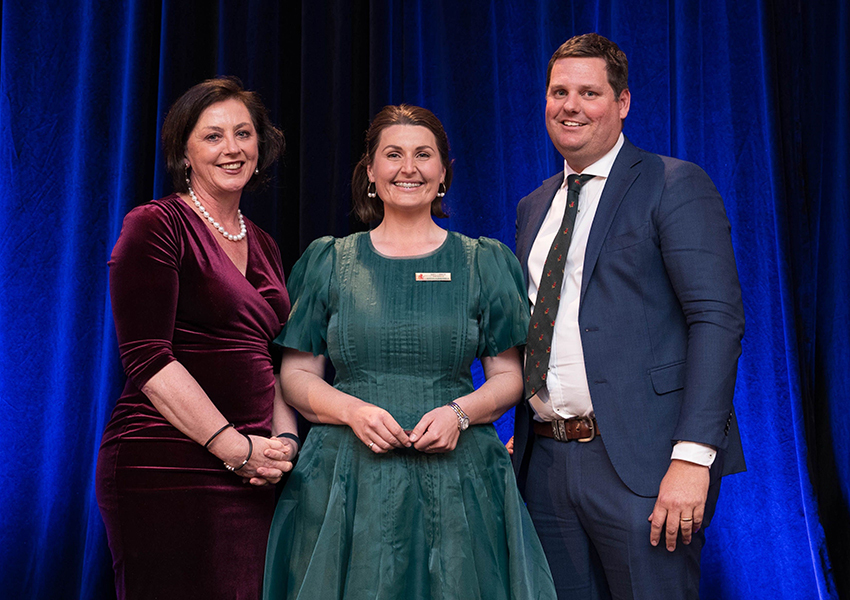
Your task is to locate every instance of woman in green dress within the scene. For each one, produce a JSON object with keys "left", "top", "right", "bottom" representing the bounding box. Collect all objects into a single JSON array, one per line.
[{"left": 264, "top": 105, "right": 555, "bottom": 599}]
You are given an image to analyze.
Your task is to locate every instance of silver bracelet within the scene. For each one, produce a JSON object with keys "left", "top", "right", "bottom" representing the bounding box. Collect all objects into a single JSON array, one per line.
[{"left": 223, "top": 433, "right": 253, "bottom": 473}]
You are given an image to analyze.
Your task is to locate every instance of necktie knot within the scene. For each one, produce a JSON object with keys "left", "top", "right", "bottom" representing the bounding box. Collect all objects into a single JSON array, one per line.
[{"left": 568, "top": 173, "right": 595, "bottom": 193}]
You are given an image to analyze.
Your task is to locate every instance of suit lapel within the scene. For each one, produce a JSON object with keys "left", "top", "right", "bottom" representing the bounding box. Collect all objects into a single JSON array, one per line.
[
  {"left": 580, "top": 139, "right": 643, "bottom": 306},
  {"left": 518, "top": 173, "right": 562, "bottom": 283}
]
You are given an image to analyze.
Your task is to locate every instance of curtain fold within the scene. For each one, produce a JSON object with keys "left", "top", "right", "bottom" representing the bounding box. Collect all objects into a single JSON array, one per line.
[
  {"left": 0, "top": 1, "right": 845, "bottom": 598},
  {"left": 797, "top": 0, "right": 850, "bottom": 596}
]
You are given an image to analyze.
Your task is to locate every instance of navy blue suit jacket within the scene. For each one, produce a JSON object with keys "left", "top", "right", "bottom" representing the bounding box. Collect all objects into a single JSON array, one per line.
[{"left": 513, "top": 138, "right": 745, "bottom": 497}]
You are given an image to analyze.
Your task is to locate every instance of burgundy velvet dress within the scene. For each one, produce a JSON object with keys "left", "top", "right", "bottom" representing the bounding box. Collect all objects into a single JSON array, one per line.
[{"left": 96, "top": 194, "right": 290, "bottom": 600}]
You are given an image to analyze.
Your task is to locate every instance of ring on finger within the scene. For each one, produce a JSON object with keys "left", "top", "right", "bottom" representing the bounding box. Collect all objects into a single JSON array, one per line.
[
  {"left": 680, "top": 516, "right": 693, "bottom": 522},
  {"left": 368, "top": 442, "right": 375, "bottom": 450}
]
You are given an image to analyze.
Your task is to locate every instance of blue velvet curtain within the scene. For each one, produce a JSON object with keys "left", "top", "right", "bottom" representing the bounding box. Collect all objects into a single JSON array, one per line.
[{"left": 0, "top": 1, "right": 846, "bottom": 598}]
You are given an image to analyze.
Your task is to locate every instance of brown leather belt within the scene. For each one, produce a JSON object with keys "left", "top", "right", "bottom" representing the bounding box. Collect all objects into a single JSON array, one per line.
[{"left": 533, "top": 416, "right": 600, "bottom": 442}]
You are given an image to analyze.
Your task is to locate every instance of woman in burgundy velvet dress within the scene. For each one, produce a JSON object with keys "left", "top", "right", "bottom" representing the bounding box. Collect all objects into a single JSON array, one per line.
[{"left": 96, "top": 77, "right": 298, "bottom": 600}]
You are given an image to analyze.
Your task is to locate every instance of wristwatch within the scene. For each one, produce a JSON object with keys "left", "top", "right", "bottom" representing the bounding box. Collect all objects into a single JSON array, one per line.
[{"left": 447, "top": 401, "right": 469, "bottom": 431}]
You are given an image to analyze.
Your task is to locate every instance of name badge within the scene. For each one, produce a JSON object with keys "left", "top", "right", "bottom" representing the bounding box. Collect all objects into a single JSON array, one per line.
[{"left": 415, "top": 272, "right": 451, "bottom": 282}]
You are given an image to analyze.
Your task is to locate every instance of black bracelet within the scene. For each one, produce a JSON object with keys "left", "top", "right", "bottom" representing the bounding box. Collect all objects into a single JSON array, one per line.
[
  {"left": 204, "top": 423, "right": 234, "bottom": 449},
  {"left": 223, "top": 433, "right": 253, "bottom": 473},
  {"left": 276, "top": 432, "right": 301, "bottom": 457}
]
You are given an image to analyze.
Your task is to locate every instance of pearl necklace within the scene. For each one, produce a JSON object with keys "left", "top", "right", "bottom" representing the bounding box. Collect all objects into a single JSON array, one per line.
[{"left": 186, "top": 179, "right": 247, "bottom": 242}]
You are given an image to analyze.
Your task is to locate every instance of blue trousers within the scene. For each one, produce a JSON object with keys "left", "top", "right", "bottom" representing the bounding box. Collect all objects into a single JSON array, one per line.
[{"left": 525, "top": 436, "right": 721, "bottom": 600}]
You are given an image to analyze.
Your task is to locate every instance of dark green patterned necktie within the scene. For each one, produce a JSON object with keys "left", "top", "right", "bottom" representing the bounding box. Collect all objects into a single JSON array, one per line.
[{"left": 524, "top": 174, "right": 594, "bottom": 399}]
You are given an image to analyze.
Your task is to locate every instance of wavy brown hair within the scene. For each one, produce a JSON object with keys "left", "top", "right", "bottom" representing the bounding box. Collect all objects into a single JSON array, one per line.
[
  {"left": 161, "top": 76, "right": 284, "bottom": 194},
  {"left": 351, "top": 104, "right": 453, "bottom": 223}
]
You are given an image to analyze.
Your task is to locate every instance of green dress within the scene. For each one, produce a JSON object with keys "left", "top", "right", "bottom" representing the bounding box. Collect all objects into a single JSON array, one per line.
[{"left": 264, "top": 232, "right": 556, "bottom": 600}]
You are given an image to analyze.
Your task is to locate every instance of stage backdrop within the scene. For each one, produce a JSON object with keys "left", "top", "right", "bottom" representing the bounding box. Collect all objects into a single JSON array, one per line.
[{"left": 0, "top": 1, "right": 846, "bottom": 598}]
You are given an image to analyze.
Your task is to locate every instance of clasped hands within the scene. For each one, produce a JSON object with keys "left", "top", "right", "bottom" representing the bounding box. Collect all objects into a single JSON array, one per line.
[
  {"left": 209, "top": 433, "right": 296, "bottom": 487},
  {"left": 348, "top": 403, "right": 461, "bottom": 454}
]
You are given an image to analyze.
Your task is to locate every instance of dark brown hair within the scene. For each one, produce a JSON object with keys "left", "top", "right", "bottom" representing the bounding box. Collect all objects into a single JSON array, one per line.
[
  {"left": 161, "top": 76, "right": 284, "bottom": 193},
  {"left": 546, "top": 33, "right": 629, "bottom": 98},
  {"left": 351, "top": 104, "right": 453, "bottom": 223}
]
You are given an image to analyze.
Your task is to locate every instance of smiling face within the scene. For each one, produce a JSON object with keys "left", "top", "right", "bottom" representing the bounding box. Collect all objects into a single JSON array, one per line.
[
  {"left": 366, "top": 124, "right": 446, "bottom": 216},
  {"left": 545, "top": 57, "right": 630, "bottom": 172},
  {"left": 184, "top": 98, "right": 259, "bottom": 201}
]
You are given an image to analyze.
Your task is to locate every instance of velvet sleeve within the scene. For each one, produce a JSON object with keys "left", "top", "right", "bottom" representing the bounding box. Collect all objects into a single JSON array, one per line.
[
  {"left": 108, "top": 203, "right": 181, "bottom": 388},
  {"left": 475, "top": 237, "right": 530, "bottom": 358},
  {"left": 274, "top": 236, "right": 335, "bottom": 357}
]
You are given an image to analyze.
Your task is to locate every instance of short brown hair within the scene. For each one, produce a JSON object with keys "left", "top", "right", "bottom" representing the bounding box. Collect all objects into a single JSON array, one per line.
[
  {"left": 351, "top": 104, "right": 453, "bottom": 223},
  {"left": 161, "top": 76, "right": 284, "bottom": 193},
  {"left": 546, "top": 33, "right": 629, "bottom": 98}
]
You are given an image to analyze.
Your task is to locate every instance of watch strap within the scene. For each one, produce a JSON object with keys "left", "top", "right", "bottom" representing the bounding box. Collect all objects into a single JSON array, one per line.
[{"left": 447, "top": 402, "right": 469, "bottom": 430}]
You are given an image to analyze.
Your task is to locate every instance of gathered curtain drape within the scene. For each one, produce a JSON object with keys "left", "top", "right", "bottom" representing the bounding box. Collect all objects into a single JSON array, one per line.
[{"left": 0, "top": 1, "right": 845, "bottom": 598}]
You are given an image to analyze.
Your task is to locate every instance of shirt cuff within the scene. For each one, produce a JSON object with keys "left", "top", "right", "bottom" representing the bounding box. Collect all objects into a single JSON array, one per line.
[{"left": 671, "top": 441, "right": 716, "bottom": 467}]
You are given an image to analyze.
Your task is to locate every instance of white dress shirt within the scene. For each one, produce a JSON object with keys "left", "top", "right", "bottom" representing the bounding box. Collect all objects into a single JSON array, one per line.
[{"left": 526, "top": 133, "right": 715, "bottom": 467}]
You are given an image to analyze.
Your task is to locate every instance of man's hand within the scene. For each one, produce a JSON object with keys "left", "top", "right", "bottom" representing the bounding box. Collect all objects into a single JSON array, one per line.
[{"left": 648, "top": 459, "right": 710, "bottom": 551}]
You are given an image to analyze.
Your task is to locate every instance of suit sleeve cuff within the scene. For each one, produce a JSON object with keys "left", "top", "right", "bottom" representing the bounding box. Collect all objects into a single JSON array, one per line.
[{"left": 671, "top": 441, "right": 716, "bottom": 467}]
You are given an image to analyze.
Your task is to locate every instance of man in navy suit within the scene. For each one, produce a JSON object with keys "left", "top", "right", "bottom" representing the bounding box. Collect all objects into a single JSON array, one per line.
[{"left": 512, "top": 33, "right": 745, "bottom": 599}]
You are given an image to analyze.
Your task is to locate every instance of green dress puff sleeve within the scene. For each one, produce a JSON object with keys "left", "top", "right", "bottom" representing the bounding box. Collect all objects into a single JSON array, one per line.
[
  {"left": 274, "top": 236, "right": 335, "bottom": 357},
  {"left": 474, "top": 237, "right": 530, "bottom": 358}
]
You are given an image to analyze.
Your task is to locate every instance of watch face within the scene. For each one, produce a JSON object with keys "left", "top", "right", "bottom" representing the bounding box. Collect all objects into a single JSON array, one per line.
[{"left": 460, "top": 417, "right": 469, "bottom": 431}]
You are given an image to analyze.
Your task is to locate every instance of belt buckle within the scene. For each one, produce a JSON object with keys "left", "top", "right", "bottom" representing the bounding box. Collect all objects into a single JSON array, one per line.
[
  {"left": 575, "top": 416, "right": 596, "bottom": 442},
  {"left": 551, "top": 419, "right": 569, "bottom": 442}
]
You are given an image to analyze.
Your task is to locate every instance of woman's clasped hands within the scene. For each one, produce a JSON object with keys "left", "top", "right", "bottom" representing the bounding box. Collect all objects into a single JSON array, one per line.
[
  {"left": 208, "top": 429, "right": 296, "bottom": 486},
  {"left": 347, "top": 401, "right": 462, "bottom": 454},
  {"left": 251, "top": 435, "right": 297, "bottom": 486}
]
